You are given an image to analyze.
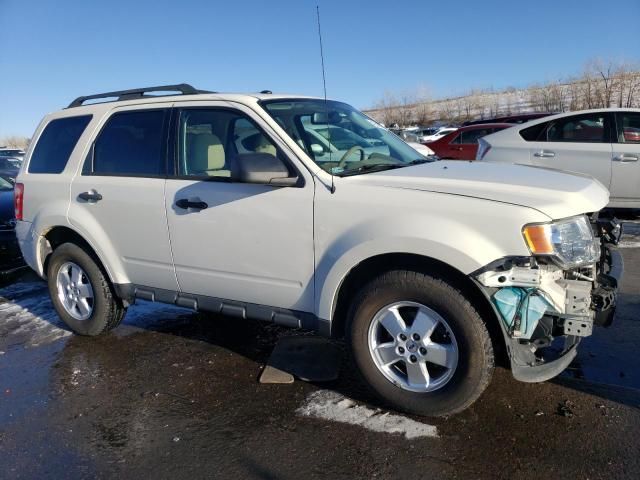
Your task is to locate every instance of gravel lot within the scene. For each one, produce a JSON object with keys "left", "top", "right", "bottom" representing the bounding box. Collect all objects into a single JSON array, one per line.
[{"left": 1, "top": 224, "right": 640, "bottom": 479}]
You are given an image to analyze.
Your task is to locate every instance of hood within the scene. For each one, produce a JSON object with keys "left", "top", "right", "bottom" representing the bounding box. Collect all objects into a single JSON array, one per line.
[{"left": 348, "top": 160, "right": 608, "bottom": 219}]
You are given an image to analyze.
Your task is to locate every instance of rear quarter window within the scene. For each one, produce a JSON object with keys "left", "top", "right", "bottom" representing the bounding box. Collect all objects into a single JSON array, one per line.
[
  {"left": 28, "top": 115, "right": 92, "bottom": 173},
  {"left": 519, "top": 122, "right": 548, "bottom": 142}
]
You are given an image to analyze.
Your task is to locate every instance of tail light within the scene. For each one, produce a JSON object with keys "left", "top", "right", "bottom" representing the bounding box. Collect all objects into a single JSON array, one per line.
[
  {"left": 476, "top": 138, "right": 491, "bottom": 160},
  {"left": 14, "top": 183, "right": 24, "bottom": 221}
]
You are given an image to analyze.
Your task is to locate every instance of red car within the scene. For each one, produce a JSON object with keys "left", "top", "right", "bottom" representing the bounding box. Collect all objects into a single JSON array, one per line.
[{"left": 425, "top": 123, "right": 513, "bottom": 160}]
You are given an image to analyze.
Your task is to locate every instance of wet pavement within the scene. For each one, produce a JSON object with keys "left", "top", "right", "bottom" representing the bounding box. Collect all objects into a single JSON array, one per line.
[{"left": 1, "top": 226, "right": 640, "bottom": 479}]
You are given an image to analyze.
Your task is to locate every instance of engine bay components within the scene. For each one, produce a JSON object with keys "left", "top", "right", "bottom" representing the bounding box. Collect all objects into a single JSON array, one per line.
[
  {"left": 477, "top": 260, "right": 598, "bottom": 340},
  {"left": 492, "top": 287, "right": 553, "bottom": 340}
]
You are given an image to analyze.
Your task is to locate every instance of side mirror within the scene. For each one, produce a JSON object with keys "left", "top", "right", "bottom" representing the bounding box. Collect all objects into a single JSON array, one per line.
[
  {"left": 310, "top": 143, "right": 325, "bottom": 155},
  {"left": 231, "top": 153, "right": 299, "bottom": 186}
]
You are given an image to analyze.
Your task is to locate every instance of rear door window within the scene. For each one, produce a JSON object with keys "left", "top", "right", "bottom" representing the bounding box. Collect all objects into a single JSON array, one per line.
[
  {"left": 28, "top": 115, "right": 92, "bottom": 174},
  {"left": 519, "top": 122, "right": 548, "bottom": 141},
  {"left": 91, "top": 110, "right": 167, "bottom": 176},
  {"left": 459, "top": 128, "right": 492, "bottom": 145},
  {"left": 546, "top": 114, "right": 609, "bottom": 143}
]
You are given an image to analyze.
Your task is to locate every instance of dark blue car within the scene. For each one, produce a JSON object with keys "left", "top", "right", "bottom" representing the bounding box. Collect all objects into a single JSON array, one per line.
[{"left": 0, "top": 175, "right": 24, "bottom": 277}]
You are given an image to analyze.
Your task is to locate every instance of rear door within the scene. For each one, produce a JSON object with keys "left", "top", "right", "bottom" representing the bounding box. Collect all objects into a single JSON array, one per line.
[
  {"left": 442, "top": 133, "right": 463, "bottom": 159},
  {"left": 527, "top": 112, "right": 613, "bottom": 187},
  {"left": 610, "top": 111, "right": 640, "bottom": 207},
  {"left": 69, "top": 105, "right": 178, "bottom": 291}
]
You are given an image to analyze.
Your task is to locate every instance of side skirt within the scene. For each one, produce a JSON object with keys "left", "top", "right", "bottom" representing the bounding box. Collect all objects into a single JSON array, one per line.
[{"left": 114, "top": 283, "right": 330, "bottom": 336}]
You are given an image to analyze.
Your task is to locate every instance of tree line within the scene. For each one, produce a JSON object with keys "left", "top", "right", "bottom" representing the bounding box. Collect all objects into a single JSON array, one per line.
[
  {"left": 0, "top": 135, "right": 30, "bottom": 150},
  {"left": 366, "top": 59, "right": 640, "bottom": 127}
]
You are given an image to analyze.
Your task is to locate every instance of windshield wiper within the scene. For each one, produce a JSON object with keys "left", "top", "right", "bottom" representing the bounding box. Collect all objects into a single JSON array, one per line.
[
  {"left": 338, "top": 163, "right": 406, "bottom": 177},
  {"left": 338, "top": 158, "right": 436, "bottom": 177},
  {"left": 408, "top": 158, "right": 434, "bottom": 165}
]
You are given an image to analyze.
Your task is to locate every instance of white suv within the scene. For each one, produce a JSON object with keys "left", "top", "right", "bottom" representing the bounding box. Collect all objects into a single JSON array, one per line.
[{"left": 15, "top": 84, "right": 621, "bottom": 416}]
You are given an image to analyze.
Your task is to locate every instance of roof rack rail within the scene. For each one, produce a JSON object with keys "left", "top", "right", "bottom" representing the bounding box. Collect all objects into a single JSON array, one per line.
[{"left": 67, "top": 83, "right": 214, "bottom": 108}]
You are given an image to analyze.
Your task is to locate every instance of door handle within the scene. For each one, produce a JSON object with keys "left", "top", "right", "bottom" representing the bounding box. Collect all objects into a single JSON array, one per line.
[
  {"left": 78, "top": 190, "right": 102, "bottom": 202},
  {"left": 176, "top": 198, "right": 208, "bottom": 210},
  {"left": 533, "top": 150, "right": 555, "bottom": 158},
  {"left": 613, "top": 154, "right": 639, "bottom": 162}
]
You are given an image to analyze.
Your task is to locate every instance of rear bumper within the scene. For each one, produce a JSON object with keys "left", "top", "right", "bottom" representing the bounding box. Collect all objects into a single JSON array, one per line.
[{"left": 15, "top": 220, "right": 39, "bottom": 275}]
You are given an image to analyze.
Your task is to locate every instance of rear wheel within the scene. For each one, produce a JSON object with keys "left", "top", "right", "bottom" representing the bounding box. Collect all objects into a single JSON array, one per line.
[
  {"left": 47, "top": 243, "right": 126, "bottom": 336},
  {"left": 347, "top": 270, "right": 494, "bottom": 416}
]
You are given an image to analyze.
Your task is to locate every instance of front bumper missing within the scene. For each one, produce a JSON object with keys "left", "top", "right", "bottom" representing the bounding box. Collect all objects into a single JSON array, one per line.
[{"left": 474, "top": 245, "right": 623, "bottom": 384}]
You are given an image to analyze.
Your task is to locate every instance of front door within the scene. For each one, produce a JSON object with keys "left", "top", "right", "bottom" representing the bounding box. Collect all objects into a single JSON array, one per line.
[
  {"left": 164, "top": 104, "right": 315, "bottom": 312},
  {"left": 69, "top": 105, "right": 178, "bottom": 291}
]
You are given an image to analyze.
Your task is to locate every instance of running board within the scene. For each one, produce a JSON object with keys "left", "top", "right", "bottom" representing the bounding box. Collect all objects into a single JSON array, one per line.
[{"left": 114, "top": 283, "right": 328, "bottom": 335}]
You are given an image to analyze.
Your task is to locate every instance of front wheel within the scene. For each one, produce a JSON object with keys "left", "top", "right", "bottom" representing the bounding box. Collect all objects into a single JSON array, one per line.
[{"left": 347, "top": 270, "right": 494, "bottom": 416}]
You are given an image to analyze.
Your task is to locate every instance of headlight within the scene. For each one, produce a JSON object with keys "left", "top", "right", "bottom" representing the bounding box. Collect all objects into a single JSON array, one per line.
[{"left": 522, "top": 215, "right": 599, "bottom": 268}]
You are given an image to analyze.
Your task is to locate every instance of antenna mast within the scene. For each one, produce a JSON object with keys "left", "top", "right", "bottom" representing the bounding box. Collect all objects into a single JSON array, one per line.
[
  {"left": 316, "top": 5, "right": 335, "bottom": 193},
  {"left": 316, "top": 5, "right": 328, "bottom": 103}
]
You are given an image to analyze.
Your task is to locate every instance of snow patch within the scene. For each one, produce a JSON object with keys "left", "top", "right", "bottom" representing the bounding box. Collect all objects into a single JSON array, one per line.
[
  {"left": 297, "top": 390, "right": 438, "bottom": 439},
  {"left": 0, "top": 281, "right": 71, "bottom": 347}
]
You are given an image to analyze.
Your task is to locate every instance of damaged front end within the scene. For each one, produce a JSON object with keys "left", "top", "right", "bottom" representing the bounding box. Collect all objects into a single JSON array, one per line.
[{"left": 473, "top": 215, "right": 623, "bottom": 383}]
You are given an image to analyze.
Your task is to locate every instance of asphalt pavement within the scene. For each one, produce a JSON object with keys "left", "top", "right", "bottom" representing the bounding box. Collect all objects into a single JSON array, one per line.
[{"left": 1, "top": 226, "right": 640, "bottom": 479}]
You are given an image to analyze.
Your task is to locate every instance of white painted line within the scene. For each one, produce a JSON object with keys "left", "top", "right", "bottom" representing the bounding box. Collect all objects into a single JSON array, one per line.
[
  {"left": 618, "top": 241, "right": 640, "bottom": 249},
  {"left": 296, "top": 390, "right": 438, "bottom": 439}
]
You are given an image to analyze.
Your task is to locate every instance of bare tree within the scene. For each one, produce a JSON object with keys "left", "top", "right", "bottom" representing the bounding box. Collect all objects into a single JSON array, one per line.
[
  {"left": 367, "top": 58, "right": 640, "bottom": 125},
  {"left": 0, "top": 135, "right": 30, "bottom": 149},
  {"left": 588, "top": 59, "right": 617, "bottom": 108}
]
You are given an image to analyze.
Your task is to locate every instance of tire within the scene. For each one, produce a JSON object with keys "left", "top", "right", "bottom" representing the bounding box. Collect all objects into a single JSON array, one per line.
[
  {"left": 347, "top": 270, "right": 494, "bottom": 417},
  {"left": 47, "top": 242, "right": 126, "bottom": 336}
]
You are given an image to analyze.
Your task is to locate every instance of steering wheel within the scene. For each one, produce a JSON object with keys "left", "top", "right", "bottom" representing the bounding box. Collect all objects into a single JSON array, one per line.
[{"left": 337, "top": 146, "right": 365, "bottom": 169}]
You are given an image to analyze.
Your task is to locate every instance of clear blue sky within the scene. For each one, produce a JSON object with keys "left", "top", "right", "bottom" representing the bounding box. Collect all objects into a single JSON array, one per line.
[{"left": 1, "top": 0, "right": 638, "bottom": 137}]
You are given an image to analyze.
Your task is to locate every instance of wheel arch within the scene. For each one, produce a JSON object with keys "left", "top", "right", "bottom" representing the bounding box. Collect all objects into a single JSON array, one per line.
[
  {"left": 328, "top": 252, "right": 508, "bottom": 364},
  {"left": 39, "top": 226, "right": 123, "bottom": 286}
]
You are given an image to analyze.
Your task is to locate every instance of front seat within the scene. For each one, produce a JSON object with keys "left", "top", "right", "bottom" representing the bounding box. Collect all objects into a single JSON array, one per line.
[
  {"left": 242, "top": 133, "right": 277, "bottom": 157},
  {"left": 188, "top": 133, "right": 230, "bottom": 177}
]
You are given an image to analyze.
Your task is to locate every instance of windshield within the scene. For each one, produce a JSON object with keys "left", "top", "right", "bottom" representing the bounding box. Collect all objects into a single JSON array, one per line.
[{"left": 261, "top": 99, "right": 432, "bottom": 176}]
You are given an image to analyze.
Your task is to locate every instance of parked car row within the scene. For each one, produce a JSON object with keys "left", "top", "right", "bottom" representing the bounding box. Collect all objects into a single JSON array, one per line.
[
  {"left": 478, "top": 109, "right": 640, "bottom": 209},
  {"left": 424, "top": 123, "right": 513, "bottom": 160},
  {"left": 13, "top": 84, "right": 622, "bottom": 418}
]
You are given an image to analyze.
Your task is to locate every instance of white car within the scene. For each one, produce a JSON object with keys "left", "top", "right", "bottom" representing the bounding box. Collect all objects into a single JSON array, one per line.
[
  {"left": 16, "top": 84, "right": 620, "bottom": 416},
  {"left": 0, "top": 148, "right": 25, "bottom": 159},
  {"left": 407, "top": 141, "right": 435, "bottom": 157},
  {"left": 420, "top": 127, "right": 458, "bottom": 143},
  {"left": 477, "top": 108, "right": 640, "bottom": 209}
]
